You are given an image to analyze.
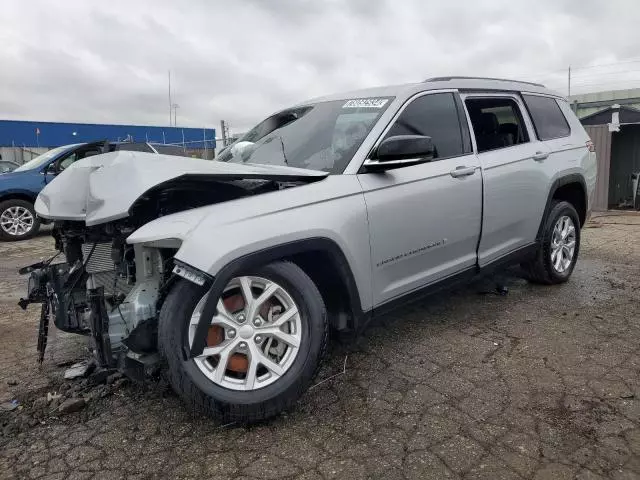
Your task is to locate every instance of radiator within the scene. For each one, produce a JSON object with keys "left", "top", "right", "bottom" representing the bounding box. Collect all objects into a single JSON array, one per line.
[
  {"left": 81, "top": 242, "right": 114, "bottom": 274},
  {"left": 81, "top": 242, "right": 133, "bottom": 297}
]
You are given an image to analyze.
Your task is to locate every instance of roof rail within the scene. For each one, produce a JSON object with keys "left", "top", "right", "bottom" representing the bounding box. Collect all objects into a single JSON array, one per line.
[{"left": 424, "top": 76, "right": 545, "bottom": 88}]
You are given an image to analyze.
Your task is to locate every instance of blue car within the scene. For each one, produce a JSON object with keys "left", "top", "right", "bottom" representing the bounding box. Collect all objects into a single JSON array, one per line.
[{"left": 0, "top": 141, "right": 186, "bottom": 241}]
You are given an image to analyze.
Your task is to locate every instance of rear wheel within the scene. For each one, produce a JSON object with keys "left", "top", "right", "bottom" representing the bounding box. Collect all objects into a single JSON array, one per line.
[
  {"left": 0, "top": 199, "right": 40, "bottom": 241},
  {"left": 159, "top": 261, "right": 328, "bottom": 423},
  {"left": 522, "top": 200, "right": 580, "bottom": 284}
]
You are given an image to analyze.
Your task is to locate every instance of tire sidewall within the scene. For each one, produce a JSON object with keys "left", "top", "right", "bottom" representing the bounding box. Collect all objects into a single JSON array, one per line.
[
  {"left": 542, "top": 201, "right": 581, "bottom": 282},
  {"left": 0, "top": 200, "right": 40, "bottom": 241},
  {"left": 161, "top": 263, "right": 326, "bottom": 408}
]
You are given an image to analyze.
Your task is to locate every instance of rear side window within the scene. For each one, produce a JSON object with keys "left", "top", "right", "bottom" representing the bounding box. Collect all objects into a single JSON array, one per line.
[
  {"left": 523, "top": 94, "right": 571, "bottom": 140},
  {"left": 385, "top": 93, "right": 466, "bottom": 160},
  {"left": 465, "top": 97, "right": 529, "bottom": 153}
]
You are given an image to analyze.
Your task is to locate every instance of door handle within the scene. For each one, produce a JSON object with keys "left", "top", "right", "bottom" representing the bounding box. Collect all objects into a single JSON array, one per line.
[
  {"left": 532, "top": 151, "right": 549, "bottom": 161},
  {"left": 450, "top": 166, "right": 476, "bottom": 178}
]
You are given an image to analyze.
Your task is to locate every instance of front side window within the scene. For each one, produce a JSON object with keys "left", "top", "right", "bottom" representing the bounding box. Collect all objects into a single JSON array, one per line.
[
  {"left": 57, "top": 152, "right": 79, "bottom": 170},
  {"left": 466, "top": 98, "right": 529, "bottom": 153},
  {"left": 57, "top": 147, "right": 103, "bottom": 171},
  {"left": 384, "top": 93, "right": 465, "bottom": 160},
  {"left": 218, "top": 97, "right": 393, "bottom": 174},
  {"left": 523, "top": 94, "right": 571, "bottom": 140}
]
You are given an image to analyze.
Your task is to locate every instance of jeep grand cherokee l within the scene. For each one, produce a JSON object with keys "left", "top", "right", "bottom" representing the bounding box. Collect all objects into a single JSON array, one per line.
[{"left": 21, "top": 77, "right": 596, "bottom": 423}]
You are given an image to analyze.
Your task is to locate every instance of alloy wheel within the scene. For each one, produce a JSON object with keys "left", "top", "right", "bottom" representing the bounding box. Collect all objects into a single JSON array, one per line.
[
  {"left": 550, "top": 215, "right": 576, "bottom": 273},
  {"left": 188, "top": 276, "right": 302, "bottom": 391},
  {"left": 0, "top": 206, "right": 34, "bottom": 237}
]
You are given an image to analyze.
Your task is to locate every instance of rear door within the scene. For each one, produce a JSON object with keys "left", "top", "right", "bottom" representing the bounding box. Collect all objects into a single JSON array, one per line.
[
  {"left": 462, "top": 93, "right": 548, "bottom": 266},
  {"left": 522, "top": 94, "right": 593, "bottom": 209},
  {"left": 357, "top": 91, "right": 482, "bottom": 306}
]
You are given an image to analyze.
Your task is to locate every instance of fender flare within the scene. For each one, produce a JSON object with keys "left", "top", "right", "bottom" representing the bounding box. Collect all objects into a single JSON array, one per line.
[
  {"left": 536, "top": 174, "right": 588, "bottom": 240},
  {"left": 183, "top": 237, "right": 363, "bottom": 359},
  {"left": 0, "top": 189, "right": 38, "bottom": 203}
]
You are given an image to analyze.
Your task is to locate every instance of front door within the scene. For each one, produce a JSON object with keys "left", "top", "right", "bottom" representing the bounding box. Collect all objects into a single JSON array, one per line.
[{"left": 357, "top": 92, "right": 482, "bottom": 307}]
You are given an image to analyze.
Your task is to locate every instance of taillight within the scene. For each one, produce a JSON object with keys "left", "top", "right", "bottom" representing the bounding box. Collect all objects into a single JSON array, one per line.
[{"left": 586, "top": 140, "right": 595, "bottom": 152}]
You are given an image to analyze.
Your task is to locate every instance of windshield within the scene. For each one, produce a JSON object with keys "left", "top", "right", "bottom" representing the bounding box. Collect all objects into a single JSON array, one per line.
[
  {"left": 217, "top": 97, "right": 393, "bottom": 173},
  {"left": 13, "top": 145, "right": 78, "bottom": 172}
]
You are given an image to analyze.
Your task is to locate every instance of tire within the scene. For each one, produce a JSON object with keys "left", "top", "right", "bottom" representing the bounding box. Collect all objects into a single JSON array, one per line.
[
  {"left": 0, "top": 199, "right": 40, "bottom": 241},
  {"left": 158, "top": 261, "right": 328, "bottom": 423},
  {"left": 522, "top": 200, "right": 581, "bottom": 284}
]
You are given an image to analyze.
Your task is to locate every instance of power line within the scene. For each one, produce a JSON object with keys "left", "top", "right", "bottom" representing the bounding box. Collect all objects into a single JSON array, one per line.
[
  {"left": 516, "top": 58, "right": 640, "bottom": 83},
  {"left": 572, "top": 82, "right": 640, "bottom": 89},
  {"left": 571, "top": 71, "right": 640, "bottom": 79},
  {"left": 571, "top": 58, "right": 640, "bottom": 71},
  {"left": 553, "top": 78, "right": 640, "bottom": 88}
]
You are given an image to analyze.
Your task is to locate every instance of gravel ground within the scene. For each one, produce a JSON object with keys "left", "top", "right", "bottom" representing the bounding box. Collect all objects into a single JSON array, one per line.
[{"left": 1, "top": 213, "right": 639, "bottom": 480}]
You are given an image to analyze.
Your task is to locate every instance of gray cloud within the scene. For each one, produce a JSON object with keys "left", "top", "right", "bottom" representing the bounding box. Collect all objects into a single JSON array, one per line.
[{"left": 1, "top": 0, "right": 639, "bottom": 133}]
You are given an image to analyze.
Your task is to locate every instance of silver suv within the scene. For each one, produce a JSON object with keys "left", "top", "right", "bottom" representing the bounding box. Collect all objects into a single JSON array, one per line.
[{"left": 22, "top": 77, "right": 596, "bottom": 423}]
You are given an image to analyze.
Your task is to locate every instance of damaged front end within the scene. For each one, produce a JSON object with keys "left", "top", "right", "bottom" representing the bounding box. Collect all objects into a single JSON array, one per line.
[
  {"left": 19, "top": 151, "right": 327, "bottom": 378},
  {"left": 20, "top": 223, "right": 174, "bottom": 377}
]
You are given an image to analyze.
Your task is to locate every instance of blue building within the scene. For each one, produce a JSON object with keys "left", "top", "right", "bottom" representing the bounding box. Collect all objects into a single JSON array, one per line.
[{"left": 0, "top": 119, "right": 215, "bottom": 150}]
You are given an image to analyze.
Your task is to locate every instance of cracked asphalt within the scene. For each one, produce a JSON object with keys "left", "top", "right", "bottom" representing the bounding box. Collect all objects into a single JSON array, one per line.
[{"left": 1, "top": 213, "right": 640, "bottom": 479}]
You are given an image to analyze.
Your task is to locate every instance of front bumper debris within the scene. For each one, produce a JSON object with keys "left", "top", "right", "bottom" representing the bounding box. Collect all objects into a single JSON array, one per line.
[{"left": 18, "top": 257, "right": 112, "bottom": 366}]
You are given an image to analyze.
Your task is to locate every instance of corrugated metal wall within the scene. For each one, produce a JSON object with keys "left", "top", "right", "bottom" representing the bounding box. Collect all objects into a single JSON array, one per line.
[{"left": 585, "top": 125, "right": 611, "bottom": 211}]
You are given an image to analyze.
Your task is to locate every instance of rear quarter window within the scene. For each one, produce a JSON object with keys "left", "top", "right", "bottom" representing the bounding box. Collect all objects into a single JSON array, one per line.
[{"left": 523, "top": 94, "right": 571, "bottom": 140}]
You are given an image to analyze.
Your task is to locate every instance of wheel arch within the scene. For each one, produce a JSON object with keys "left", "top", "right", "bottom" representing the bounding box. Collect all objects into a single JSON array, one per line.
[
  {"left": 0, "top": 191, "right": 37, "bottom": 205},
  {"left": 537, "top": 174, "right": 588, "bottom": 240},
  {"left": 183, "top": 237, "right": 364, "bottom": 360}
]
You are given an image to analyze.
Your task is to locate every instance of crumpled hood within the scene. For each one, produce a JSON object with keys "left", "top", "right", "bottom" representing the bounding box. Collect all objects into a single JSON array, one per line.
[{"left": 35, "top": 151, "right": 328, "bottom": 226}]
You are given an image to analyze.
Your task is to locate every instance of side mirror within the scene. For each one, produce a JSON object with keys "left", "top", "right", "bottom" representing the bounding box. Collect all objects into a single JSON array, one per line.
[
  {"left": 364, "top": 135, "right": 435, "bottom": 171},
  {"left": 44, "top": 163, "right": 57, "bottom": 175}
]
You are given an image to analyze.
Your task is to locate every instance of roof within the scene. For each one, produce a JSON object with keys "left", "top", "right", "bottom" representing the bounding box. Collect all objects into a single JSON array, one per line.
[
  {"left": 0, "top": 119, "right": 215, "bottom": 148},
  {"left": 299, "top": 77, "right": 562, "bottom": 105},
  {"left": 580, "top": 105, "right": 640, "bottom": 126}
]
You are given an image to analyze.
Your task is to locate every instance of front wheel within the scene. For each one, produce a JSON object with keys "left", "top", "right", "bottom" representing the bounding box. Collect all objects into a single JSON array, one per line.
[
  {"left": 522, "top": 200, "right": 581, "bottom": 284},
  {"left": 0, "top": 199, "right": 40, "bottom": 241},
  {"left": 158, "top": 261, "right": 328, "bottom": 423}
]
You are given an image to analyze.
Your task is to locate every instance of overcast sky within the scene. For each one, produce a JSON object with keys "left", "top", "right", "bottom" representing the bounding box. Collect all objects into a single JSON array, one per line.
[{"left": 2, "top": 0, "right": 640, "bottom": 133}]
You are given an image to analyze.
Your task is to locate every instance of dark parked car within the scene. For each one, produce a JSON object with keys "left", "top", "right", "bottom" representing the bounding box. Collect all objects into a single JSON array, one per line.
[{"left": 0, "top": 141, "right": 188, "bottom": 240}]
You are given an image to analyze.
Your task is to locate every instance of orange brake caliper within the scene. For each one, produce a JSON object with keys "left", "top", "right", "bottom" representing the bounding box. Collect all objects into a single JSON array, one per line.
[{"left": 206, "top": 293, "right": 248, "bottom": 373}]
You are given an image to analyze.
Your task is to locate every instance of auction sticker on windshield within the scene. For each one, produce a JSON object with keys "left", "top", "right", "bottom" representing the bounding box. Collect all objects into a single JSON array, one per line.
[{"left": 342, "top": 98, "right": 389, "bottom": 109}]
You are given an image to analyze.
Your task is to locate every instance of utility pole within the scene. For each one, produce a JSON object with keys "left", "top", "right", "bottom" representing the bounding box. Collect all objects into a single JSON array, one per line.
[
  {"left": 203, "top": 128, "right": 210, "bottom": 159},
  {"left": 567, "top": 65, "right": 571, "bottom": 97},
  {"left": 220, "top": 120, "right": 228, "bottom": 147},
  {"left": 168, "top": 70, "right": 172, "bottom": 126},
  {"left": 172, "top": 103, "right": 179, "bottom": 127}
]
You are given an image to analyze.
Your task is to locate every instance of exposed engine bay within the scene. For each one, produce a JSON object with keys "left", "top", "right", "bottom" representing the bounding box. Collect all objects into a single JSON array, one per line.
[{"left": 19, "top": 176, "right": 307, "bottom": 375}]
